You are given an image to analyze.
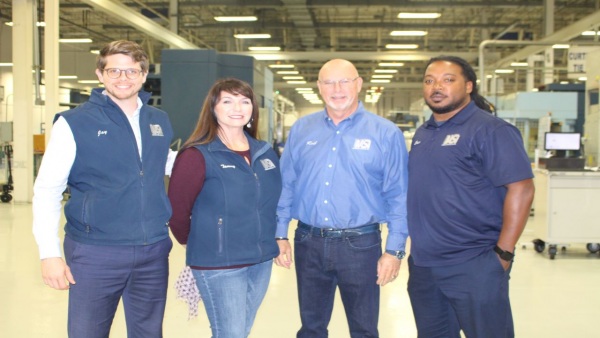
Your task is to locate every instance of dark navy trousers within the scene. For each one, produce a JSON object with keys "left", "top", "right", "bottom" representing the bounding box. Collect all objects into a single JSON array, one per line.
[
  {"left": 64, "top": 235, "right": 172, "bottom": 338},
  {"left": 407, "top": 248, "right": 514, "bottom": 338}
]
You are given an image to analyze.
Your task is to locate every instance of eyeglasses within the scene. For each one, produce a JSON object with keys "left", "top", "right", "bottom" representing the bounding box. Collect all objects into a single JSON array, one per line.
[
  {"left": 319, "top": 76, "right": 360, "bottom": 88},
  {"left": 103, "top": 68, "right": 144, "bottom": 79}
]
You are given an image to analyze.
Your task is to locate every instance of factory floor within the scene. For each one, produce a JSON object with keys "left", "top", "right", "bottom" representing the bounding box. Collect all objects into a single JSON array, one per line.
[{"left": 1, "top": 202, "right": 598, "bottom": 337}]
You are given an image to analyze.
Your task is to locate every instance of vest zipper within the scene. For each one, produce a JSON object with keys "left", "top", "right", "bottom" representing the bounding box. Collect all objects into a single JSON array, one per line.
[
  {"left": 140, "top": 169, "right": 147, "bottom": 244},
  {"left": 217, "top": 217, "right": 223, "bottom": 253}
]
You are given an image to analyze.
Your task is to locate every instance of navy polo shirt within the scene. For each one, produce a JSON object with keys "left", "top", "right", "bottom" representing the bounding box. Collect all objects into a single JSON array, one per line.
[{"left": 407, "top": 101, "right": 533, "bottom": 267}]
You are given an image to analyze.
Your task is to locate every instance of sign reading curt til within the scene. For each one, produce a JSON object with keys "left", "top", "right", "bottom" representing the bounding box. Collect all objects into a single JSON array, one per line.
[{"left": 567, "top": 47, "right": 600, "bottom": 78}]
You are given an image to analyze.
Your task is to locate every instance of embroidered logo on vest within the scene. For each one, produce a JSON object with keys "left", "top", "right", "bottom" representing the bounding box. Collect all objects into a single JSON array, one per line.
[
  {"left": 149, "top": 124, "right": 164, "bottom": 136},
  {"left": 260, "top": 158, "right": 276, "bottom": 170}
]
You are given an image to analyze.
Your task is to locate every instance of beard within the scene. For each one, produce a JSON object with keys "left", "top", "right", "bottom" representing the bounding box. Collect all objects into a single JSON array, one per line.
[{"left": 425, "top": 94, "right": 470, "bottom": 115}]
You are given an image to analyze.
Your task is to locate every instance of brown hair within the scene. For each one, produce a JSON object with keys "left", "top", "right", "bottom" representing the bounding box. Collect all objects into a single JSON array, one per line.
[
  {"left": 96, "top": 40, "right": 149, "bottom": 73},
  {"left": 181, "top": 78, "right": 259, "bottom": 149}
]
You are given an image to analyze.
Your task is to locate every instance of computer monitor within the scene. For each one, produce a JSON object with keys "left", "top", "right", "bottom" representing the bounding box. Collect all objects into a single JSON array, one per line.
[{"left": 544, "top": 132, "right": 581, "bottom": 151}]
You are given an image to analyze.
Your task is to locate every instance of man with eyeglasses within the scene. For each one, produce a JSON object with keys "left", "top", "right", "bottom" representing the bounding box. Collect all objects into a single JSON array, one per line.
[
  {"left": 275, "top": 59, "right": 408, "bottom": 337},
  {"left": 33, "top": 40, "right": 175, "bottom": 338}
]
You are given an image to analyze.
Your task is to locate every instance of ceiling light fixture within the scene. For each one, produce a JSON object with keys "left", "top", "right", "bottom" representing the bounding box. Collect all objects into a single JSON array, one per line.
[
  {"left": 398, "top": 12, "right": 441, "bottom": 19},
  {"left": 78, "top": 80, "right": 101, "bottom": 84},
  {"left": 374, "top": 69, "right": 398, "bottom": 73},
  {"left": 287, "top": 80, "right": 307, "bottom": 84},
  {"left": 371, "top": 75, "right": 394, "bottom": 79},
  {"left": 510, "top": 62, "right": 528, "bottom": 67},
  {"left": 59, "top": 38, "right": 93, "bottom": 43},
  {"left": 385, "top": 44, "right": 419, "bottom": 49},
  {"left": 0, "top": 63, "right": 13, "bottom": 67},
  {"left": 390, "top": 30, "right": 427, "bottom": 36},
  {"left": 282, "top": 76, "right": 304, "bottom": 80},
  {"left": 248, "top": 46, "right": 280, "bottom": 51},
  {"left": 581, "top": 31, "right": 600, "bottom": 36},
  {"left": 58, "top": 75, "right": 78, "bottom": 79},
  {"left": 552, "top": 44, "right": 570, "bottom": 49},
  {"left": 252, "top": 54, "right": 283, "bottom": 60},
  {"left": 269, "top": 64, "right": 295, "bottom": 68},
  {"left": 215, "top": 16, "right": 257, "bottom": 22},
  {"left": 234, "top": 34, "right": 271, "bottom": 39},
  {"left": 277, "top": 71, "right": 299, "bottom": 75},
  {"left": 371, "top": 79, "right": 391, "bottom": 83},
  {"left": 378, "top": 62, "right": 404, "bottom": 67},
  {"left": 494, "top": 69, "right": 514, "bottom": 74}
]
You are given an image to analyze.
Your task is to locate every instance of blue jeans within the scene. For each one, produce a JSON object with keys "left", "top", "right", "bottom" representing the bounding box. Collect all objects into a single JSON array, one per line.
[
  {"left": 64, "top": 235, "right": 172, "bottom": 338},
  {"left": 294, "top": 226, "right": 382, "bottom": 338},
  {"left": 407, "top": 248, "right": 514, "bottom": 338},
  {"left": 192, "top": 260, "right": 273, "bottom": 338}
]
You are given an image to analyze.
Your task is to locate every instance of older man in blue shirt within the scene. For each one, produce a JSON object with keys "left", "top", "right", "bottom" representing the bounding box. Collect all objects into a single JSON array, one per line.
[{"left": 275, "top": 59, "right": 409, "bottom": 338}]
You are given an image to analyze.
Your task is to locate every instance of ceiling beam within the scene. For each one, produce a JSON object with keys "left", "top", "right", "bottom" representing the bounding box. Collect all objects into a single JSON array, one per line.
[
  {"left": 80, "top": 0, "right": 199, "bottom": 49},
  {"left": 229, "top": 50, "right": 481, "bottom": 62},
  {"left": 492, "top": 9, "right": 600, "bottom": 68}
]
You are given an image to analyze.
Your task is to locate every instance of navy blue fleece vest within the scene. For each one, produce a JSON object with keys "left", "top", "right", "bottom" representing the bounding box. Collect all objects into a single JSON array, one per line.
[
  {"left": 186, "top": 136, "right": 282, "bottom": 267},
  {"left": 58, "top": 88, "right": 173, "bottom": 245}
]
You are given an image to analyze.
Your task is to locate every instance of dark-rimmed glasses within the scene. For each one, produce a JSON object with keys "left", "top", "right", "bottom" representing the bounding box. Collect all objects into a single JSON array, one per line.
[{"left": 103, "top": 68, "right": 144, "bottom": 79}]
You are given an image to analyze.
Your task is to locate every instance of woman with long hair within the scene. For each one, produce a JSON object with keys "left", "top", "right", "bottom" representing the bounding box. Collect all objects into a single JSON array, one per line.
[{"left": 168, "top": 78, "right": 282, "bottom": 337}]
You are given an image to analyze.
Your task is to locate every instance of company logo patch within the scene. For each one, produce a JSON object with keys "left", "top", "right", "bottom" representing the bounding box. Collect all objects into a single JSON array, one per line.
[
  {"left": 149, "top": 124, "right": 164, "bottom": 136},
  {"left": 260, "top": 158, "right": 277, "bottom": 170},
  {"left": 306, "top": 140, "right": 318, "bottom": 146},
  {"left": 441, "top": 134, "right": 460, "bottom": 146},
  {"left": 352, "top": 139, "right": 371, "bottom": 150},
  {"left": 220, "top": 164, "right": 236, "bottom": 169},
  {"left": 413, "top": 140, "right": 421, "bottom": 146},
  {"left": 97, "top": 130, "right": 107, "bottom": 137}
]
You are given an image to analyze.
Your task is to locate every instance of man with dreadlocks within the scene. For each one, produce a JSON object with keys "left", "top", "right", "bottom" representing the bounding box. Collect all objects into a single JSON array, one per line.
[{"left": 406, "top": 56, "right": 535, "bottom": 338}]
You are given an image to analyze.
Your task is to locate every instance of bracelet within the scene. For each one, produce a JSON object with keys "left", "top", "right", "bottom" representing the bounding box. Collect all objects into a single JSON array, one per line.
[{"left": 275, "top": 237, "right": 289, "bottom": 241}]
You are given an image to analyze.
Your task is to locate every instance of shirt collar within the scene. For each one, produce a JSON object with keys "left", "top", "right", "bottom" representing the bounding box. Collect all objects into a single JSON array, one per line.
[
  {"left": 425, "top": 100, "right": 478, "bottom": 128},
  {"left": 320, "top": 101, "right": 366, "bottom": 125},
  {"left": 100, "top": 90, "right": 143, "bottom": 117}
]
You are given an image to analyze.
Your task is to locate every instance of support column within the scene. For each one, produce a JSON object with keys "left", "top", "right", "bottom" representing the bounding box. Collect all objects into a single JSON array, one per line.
[
  {"left": 12, "top": 0, "right": 35, "bottom": 203},
  {"left": 44, "top": 0, "right": 59, "bottom": 142},
  {"left": 543, "top": 0, "right": 555, "bottom": 85}
]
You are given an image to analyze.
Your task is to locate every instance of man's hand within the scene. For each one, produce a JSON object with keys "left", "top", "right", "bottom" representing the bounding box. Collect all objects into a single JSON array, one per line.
[
  {"left": 41, "top": 257, "right": 75, "bottom": 290},
  {"left": 274, "top": 240, "right": 293, "bottom": 269},
  {"left": 376, "top": 253, "right": 401, "bottom": 286}
]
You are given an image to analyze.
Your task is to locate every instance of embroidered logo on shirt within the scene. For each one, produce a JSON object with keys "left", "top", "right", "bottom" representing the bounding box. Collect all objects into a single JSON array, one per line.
[
  {"left": 220, "top": 164, "right": 236, "bottom": 169},
  {"left": 260, "top": 159, "right": 277, "bottom": 171},
  {"left": 413, "top": 140, "right": 421, "bottom": 146},
  {"left": 306, "top": 141, "right": 318, "bottom": 146},
  {"left": 149, "top": 124, "right": 164, "bottom": 136},
  {"left": 442, "top": 134, "right": 460, "bottom": 146},
  {"left": 97, "top": 130, "right": 107, "bottom": 137},
  {"left": 352, "top": 139, "right": 371, "bottom": 150}
]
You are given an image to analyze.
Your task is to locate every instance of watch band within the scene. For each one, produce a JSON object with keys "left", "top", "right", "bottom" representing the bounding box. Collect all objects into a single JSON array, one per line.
[
  {"left": 385, "top": 249, "right": 406, "bottom": 259},
  {"left": 494, "top": 245, "right": 515, "bottom": 261}
]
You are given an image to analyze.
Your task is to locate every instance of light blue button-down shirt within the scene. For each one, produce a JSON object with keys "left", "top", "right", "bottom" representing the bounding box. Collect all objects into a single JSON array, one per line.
[{"left": 276, "top": 102, "right": 409, "bottom": 251}]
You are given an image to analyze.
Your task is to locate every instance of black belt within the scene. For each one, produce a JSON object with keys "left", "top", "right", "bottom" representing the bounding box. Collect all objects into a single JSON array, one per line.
[{"left": 297, "top": 221, "right": 380, "bottom": 238}]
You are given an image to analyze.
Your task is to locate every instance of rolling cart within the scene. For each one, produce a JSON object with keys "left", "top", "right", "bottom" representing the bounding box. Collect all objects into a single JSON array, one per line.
[
  {"left": 530, "top": 169, "right": 600, "bottom": 259},
  {"left": 1, "top": 144, "right": 13, "bottom": 203}
]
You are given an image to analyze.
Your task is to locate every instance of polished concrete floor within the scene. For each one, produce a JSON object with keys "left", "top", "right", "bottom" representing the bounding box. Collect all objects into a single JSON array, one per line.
[{"left": 1, "top": 201, "right": 599, "bottom": 337}]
